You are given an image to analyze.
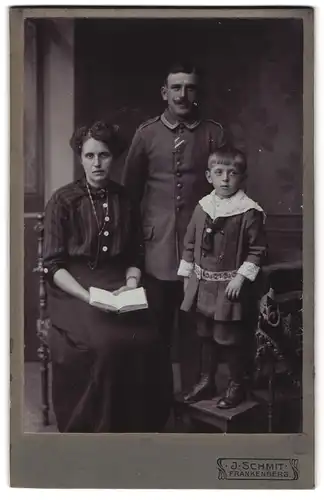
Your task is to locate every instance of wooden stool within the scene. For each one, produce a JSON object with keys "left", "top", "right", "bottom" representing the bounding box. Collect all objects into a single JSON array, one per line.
[{"left": 173, "top": 395, "right": 265, "bottom": 433}]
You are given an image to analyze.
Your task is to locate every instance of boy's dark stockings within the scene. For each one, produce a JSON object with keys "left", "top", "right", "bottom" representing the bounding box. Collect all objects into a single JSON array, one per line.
[
  {"left": 183, "top": 339, "right": 248, "bottom": 408},
  {"left": 183, "top": 338, "right": 217, "bottom": 403},
  {"left": 216, "top": 344, "right": 247, "bottom": 409}
]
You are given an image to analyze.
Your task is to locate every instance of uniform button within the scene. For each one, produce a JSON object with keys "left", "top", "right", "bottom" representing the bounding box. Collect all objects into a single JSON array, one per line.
[
  {"left": 103, "top": 202, "right": 108, "bottom": 208},
  {"left": 104, "top": 231, "right": 109, "bottom": 236},
  {"left": 102, "top": 246, "right": 108, "bottom": 252},
  {"left": 104, "top": 216, "right": 110, "bottom": 222},
  {"left": 202, "top": 252, "right": 206, "bottom": 257},
  {"left": 176, "top": 171, "right": 181, "bottom": 177},
  {"left": 206, "top": 228, "right": 212, "bottom": 234},
  {"left": 177, "top": 183, "right": 182, "bottom": 188},
  {"left": 176, "top": 195, "right": 181, "bottom": 200},
  {"left": 43, "top": 267, "right": 48, "bottom": 274},
  {"left": 176, "top": 161, "right": 181, "bottom": 166}
]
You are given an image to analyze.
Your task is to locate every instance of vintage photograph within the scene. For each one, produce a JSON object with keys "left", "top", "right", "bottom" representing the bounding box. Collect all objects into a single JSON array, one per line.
[
  {"left": 22, "top": 11, "right": 306, "bottom": 437},
  {"left": 7, "top": 4, "right": 315, "bottom": 489}
]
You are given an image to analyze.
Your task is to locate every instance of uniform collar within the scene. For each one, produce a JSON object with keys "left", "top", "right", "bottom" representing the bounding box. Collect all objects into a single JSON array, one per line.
[{"left": 161, "top": 108, "right": 201, "bottom": 130}]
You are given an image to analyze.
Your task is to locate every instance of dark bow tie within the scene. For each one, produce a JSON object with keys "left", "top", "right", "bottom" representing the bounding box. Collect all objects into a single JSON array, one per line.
[{"left": 202, "top": 217, "right": 227, "bottom": 252}]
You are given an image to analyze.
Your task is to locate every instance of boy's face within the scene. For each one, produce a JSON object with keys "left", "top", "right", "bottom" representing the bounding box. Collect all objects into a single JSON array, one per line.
[{"left": 206, "top": 154, "right": 245, "bottom": 198}]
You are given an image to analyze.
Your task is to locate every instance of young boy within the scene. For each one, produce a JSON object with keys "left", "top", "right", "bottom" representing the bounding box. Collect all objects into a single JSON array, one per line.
[{"left": 177, "top": 145, "right": 267, "bottom": 409}]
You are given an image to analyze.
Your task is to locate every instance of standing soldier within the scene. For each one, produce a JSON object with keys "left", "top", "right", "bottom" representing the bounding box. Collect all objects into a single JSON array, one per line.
[{"left": 122, "top": 62, "right": 225, "bottom": 391}]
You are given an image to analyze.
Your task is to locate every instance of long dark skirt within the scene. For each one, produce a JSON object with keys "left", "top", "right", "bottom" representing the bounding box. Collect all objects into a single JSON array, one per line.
[{"left": 47, "top": 259, "right": 173, "bottom": 433}]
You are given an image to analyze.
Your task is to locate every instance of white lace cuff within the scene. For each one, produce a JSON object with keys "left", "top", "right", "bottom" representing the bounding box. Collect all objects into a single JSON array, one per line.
[
  {"left": 177, "top": 259, "right": 194, "bottom": 277},
  {"left": 237, "top": 261, "right": 260, "bottom": 282}
]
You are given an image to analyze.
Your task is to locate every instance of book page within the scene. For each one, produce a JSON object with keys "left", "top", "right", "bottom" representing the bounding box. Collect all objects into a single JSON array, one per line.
[
  {"left": 115, "top": 287, "right": 148, "bottom": 309},
  {"left": 89, "top": 287, "right": 118, "bottom": 309}
]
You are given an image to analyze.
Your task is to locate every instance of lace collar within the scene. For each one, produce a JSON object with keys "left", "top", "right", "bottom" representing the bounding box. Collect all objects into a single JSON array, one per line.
[{"left": 199, "top": 189, "right": 265, "bottom": 221}]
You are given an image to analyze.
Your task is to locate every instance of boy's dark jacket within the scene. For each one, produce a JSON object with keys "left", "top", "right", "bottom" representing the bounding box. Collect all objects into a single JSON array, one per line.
[{"left": 180, "top": 203, "right": 267, "bottom": 320}]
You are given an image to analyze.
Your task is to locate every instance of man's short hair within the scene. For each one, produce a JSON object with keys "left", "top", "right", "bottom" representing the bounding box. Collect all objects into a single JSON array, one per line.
[{"left": 164, "top": 62, "right": 201, "bottom": 85}]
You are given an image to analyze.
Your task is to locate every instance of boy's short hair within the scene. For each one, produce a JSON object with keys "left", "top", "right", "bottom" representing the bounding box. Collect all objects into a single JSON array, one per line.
[{"left": 208, "top": 145, "right": 247, "bottom": 174}]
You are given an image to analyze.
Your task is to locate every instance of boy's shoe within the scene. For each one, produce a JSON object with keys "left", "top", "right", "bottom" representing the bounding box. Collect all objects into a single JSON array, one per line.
[
  {"left": 216, "top": 380, "right": 245, "bottom": 409},
  {"left": 183, "top": 374, "right": 216, "bottom": 403}
]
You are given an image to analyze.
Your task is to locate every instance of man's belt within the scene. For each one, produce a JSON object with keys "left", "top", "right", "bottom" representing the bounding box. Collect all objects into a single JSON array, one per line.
[{"left": 194, "top": 263, "right": 237, "bottom": 282}]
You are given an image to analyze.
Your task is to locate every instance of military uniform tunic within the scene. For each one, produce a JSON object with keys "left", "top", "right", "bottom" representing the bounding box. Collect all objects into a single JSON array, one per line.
[{"left": 122, "top": 109, "right": 225, "bottom": 281}]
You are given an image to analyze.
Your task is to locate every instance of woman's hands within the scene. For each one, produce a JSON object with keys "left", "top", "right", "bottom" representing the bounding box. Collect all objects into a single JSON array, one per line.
[
  {"left": 112, "top": 276, "right": 138, "bottom": 296},
  {"left": 112, "top": 285, "right": 136, "bottom": 296},
  {"left": 53, "top": 268, "right": 91, "bottom": 303},
  {"left": 225, "top": 274, "right": 245, "bottom": 300}
]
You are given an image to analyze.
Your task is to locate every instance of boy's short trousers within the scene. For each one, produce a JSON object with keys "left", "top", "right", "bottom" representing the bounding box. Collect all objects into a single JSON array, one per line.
[{"left": 196, "top": 313, "right": 248, "bottom": 346}]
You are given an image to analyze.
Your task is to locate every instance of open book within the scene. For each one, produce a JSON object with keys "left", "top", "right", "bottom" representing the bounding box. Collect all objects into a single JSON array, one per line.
[{"left": 89, "top": 286, "right": 148, "bottom": 313}]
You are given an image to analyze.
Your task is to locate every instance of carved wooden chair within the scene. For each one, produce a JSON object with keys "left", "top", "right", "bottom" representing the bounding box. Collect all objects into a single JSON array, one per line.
[
  {"left": 33, "top": 213, "right": 51, "bottom": 426},
  {"left": 253, "top": 262, "right": 303, "bottom": 432}
]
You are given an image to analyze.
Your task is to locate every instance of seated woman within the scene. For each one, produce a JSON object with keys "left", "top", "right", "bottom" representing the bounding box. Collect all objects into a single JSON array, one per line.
[{"left": 43, "top": 121, "right": 172, "bottom": 433}]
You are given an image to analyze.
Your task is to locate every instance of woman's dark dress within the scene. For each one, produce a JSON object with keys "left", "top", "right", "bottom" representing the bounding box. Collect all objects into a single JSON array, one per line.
[{"left": 43, "top": 177, "right": 172, "bottom": 433}]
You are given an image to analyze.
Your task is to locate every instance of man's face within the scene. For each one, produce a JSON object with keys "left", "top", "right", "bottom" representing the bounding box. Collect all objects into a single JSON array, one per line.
[{"left": 161, "top": 72, "right": 199, "bottom": 119}]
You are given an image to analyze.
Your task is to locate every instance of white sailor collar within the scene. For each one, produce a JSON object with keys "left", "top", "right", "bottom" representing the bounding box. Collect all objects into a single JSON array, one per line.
[{"left": 199, "top": 189, "right": 265, "bottom": 221}]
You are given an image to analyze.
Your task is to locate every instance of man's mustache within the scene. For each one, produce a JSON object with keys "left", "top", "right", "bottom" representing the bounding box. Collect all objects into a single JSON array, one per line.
[{"left": 174, "top": 99, "right": 190, "bottom": 105}]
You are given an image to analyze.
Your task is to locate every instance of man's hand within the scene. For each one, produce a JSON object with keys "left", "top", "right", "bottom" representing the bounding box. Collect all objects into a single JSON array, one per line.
[{"left": 225, "top": 274, "right": 245, "bottom": 301}]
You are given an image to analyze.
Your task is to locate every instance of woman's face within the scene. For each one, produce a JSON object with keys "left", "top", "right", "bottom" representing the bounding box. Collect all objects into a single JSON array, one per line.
[{"left": 81, "top": 137, "right": 113, "bottom": 188}]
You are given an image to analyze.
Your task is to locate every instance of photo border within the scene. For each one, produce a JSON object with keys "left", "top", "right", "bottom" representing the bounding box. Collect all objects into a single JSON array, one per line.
[{"left": 10, "top": 6, "right": 314, "bottom": 489}]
